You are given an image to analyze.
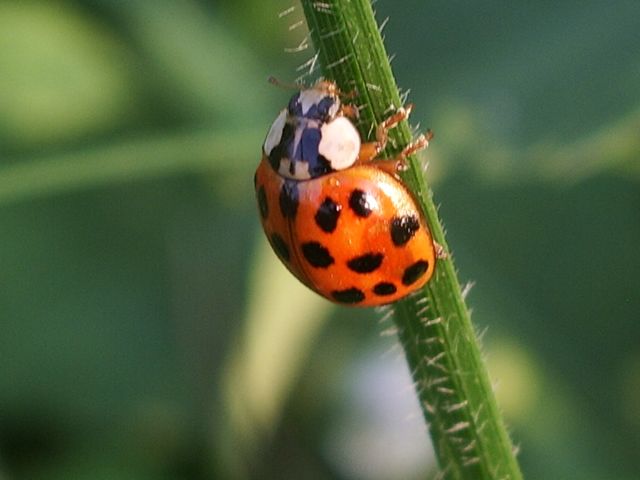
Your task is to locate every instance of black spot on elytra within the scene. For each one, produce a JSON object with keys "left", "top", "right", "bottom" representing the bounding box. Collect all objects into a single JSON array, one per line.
[
  {"left": 315, "top": 197, "right": 341, "bottom": 233},
  {"left": 402, "top": 260, "right": 429, "bottom": 286},
  {"left": 349, "top": 189, "right": 373, "bottom": 218},
  {"left": 257, "top": 186, "right": 268, "bottom": 219},
  {"left": 331, "top": 288, "right": 365, "bottom": 304},
  {"left": 270, "top": 234, "right": 290, "bottom": 262},
  {"left": 373, "top": 282, "right": 397, "bottom": 296},
  {"left": 390, "top": 215, "right": 420, "bottom": 246},
  {"left": 347, "top": 253, "right": 384, "bottom": 273},
  {"left": 279, "top": 180, "right": 299, "bottom": 219},
  {"left": 301, "top": 242, "right": 334, "bottom": 268}
]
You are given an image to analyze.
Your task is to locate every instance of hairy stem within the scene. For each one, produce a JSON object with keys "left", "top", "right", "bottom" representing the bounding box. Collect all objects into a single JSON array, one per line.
[{"left": 300, "top": 1, "right": 523, "bottom": 478}]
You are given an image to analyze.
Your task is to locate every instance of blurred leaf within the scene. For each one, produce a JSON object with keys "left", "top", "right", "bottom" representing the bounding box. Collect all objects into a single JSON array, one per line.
[
  {"left": 428, "top": 101, "right": 640, "bottom": 185},
  {"left": 0, "top": 1, "right": 134, "bottom": 146},
  {"left": 220, "top": 238, "right": 331, "bottom": 475},
  {"left": 118, "top": 1, "right": 269, "bottom": 124},
  {"left": 0, "top": 128, "right": 259, "bottom": 206}
]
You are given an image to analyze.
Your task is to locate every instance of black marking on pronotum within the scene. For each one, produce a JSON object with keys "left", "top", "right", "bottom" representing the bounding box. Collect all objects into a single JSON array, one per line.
[
  {"left": 315, "top": 197, "right": 341, "bottom": 233},
  {"left": 279, "top": 180, "right": 299, "bottom": 219},
  {"left": 402, "top": 260, "right": 429, "bottom": 286},
  {"left": 257, "top": 186, "right": 268, "bottom": 219},
  {"left": 349, "top": 189, "right": 373, "bottom": 218},
  {"left": 373, "top": 282, "right": 397, "bottom": 296},
  {"left": 390, "top": 215, "right": 420, "bottom": 246},
  {"left": 301, "top": 241, "right": 334, "bottom": 268},
  {"left": 309, "top": 154, "right": 335, "bottom": 177},
  {"left": 270, "top": 233, "right": 290, "bottom": 262},
  {"left": 268, "top": 122, "right": 295, "bottom": 171},
  {"left": 347, "top": 253, "right": 383, "bottom": 273},
  {"left": 331, "top": 287, "right": 365, "bottom": 304}
]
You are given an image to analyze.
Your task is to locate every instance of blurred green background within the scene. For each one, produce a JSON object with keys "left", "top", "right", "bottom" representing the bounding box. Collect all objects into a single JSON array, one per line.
[{"left": 1, "top": 1, "right": 638, "bottom": 479}]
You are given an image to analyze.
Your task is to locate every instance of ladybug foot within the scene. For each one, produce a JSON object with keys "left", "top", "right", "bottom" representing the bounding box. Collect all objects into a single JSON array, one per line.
[
  {"left": 357, "top": 105, "right": 417, "bottom": 164},
  {"left": 398, "top": 130, "right": 433, "bottom": 160},
  {"left": 374, "top": 158, "right": 408, "bottom": 176},
  {"left": 374, "top": 104, "right": 414, "bottom": 152}
]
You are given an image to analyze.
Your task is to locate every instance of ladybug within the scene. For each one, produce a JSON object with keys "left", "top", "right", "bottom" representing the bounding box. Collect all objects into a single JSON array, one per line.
[{"left": 254, "top": 80, "right": 436, "bottom": 306}]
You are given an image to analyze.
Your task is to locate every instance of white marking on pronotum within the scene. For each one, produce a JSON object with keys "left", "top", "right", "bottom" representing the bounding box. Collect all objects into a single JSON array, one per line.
[
  {"left": 319, "top": 116, "right": 360, "bottom": 170},
  {"left": 263, "top": 109, "right": 287, "bottom": 155}
]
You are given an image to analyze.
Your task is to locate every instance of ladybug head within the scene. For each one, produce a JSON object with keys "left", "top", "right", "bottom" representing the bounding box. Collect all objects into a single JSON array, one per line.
[{"left": 288, "top": 82, "right": 341, "bottom": 122}]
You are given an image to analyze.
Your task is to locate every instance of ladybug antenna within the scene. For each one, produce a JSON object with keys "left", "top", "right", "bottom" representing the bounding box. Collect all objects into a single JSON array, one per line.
[{"left": 268, "top": 76, "right": 305, "bottom": 91}]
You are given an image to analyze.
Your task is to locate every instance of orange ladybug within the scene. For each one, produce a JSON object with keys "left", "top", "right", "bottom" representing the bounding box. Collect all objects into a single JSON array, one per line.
[{"left": 254, "top": 80, "right": 436, "bottom": 306}]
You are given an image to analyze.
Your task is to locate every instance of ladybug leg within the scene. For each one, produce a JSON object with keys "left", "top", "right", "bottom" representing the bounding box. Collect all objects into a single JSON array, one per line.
[
  {"left": 356, "top": 105, "right": 414, "bottom": 164},
  {"left": 340, "top": 104, "right": 360, "bottom": 119},
  {"left": 373, "top": 104, "right": 415, "bottom": 156},
  {"left": 394, "top": 129, "right": 433, "bottom": 168},
  {"left": 372, "top": 129, "right": 434, "bottom": 175}
]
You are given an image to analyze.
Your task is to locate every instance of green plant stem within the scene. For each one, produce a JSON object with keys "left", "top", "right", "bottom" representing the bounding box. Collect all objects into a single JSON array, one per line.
[{"left": 300, "top": 1, "right": 523, "bottom": 479}]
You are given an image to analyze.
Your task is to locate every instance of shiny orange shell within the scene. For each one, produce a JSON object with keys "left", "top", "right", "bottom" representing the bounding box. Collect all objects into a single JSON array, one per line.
[{"left": 254, "top": 155, "right": 436, "bottom": 306}]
